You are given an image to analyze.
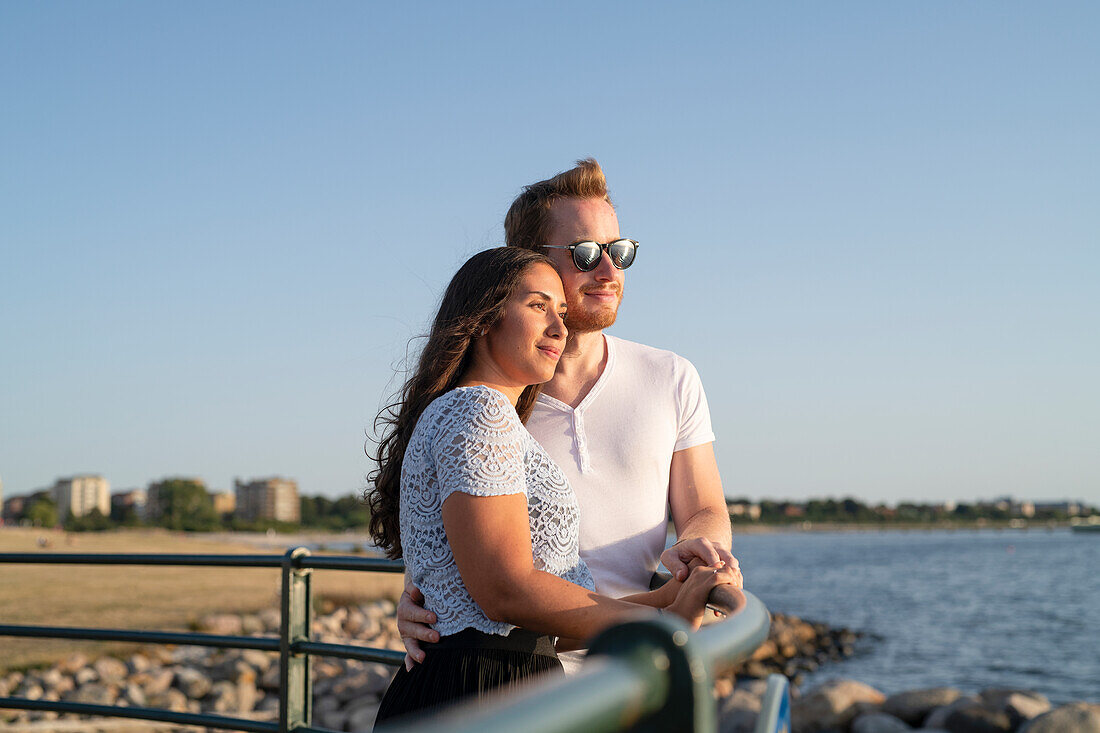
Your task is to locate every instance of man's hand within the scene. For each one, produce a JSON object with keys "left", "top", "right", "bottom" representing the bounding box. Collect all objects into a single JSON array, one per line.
[
  {"left": 661, "top": 537, "right": 742, "bottom": 586},
  {"left": 397, "top": 582, "right": 439, "bottom": 671}
]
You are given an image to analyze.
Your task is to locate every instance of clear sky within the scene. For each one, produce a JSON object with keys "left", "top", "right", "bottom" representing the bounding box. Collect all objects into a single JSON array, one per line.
[{"left": 2, "top": 2, "right": 1097, "bottom": 505}]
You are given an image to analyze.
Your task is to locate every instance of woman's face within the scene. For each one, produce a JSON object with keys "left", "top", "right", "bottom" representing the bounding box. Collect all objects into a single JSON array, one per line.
[{"left": 479, "top": 262, "right": 568, "bottom": 388}]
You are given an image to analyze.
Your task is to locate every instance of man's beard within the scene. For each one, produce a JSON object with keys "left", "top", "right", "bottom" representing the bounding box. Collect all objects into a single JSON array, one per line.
[{"left": 564, "top": 287, "right": 623, "bottom": 333}]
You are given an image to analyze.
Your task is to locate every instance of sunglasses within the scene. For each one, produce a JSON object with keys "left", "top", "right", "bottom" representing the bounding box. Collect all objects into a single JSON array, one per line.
[{"left": 542, "top": 239, "right": 639, "bottom": 272}]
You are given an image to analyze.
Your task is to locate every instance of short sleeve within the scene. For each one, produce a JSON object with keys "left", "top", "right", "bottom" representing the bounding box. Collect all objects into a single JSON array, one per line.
[
  {"left": 674, "top": 357, "right": 715, "bottom": 451},
  {"left": 431, "top": 388, "right": 528, "bottom": 504}
]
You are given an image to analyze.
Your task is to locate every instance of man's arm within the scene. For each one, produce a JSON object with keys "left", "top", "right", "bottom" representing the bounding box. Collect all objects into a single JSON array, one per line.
[{"left": 662, "top": 442, "right": 740, "bottom": 583}]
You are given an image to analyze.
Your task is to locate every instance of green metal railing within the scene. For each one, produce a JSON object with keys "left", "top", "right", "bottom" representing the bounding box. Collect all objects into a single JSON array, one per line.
[{"left": 0, "top": 548, "right": 790, "bottom": 733}]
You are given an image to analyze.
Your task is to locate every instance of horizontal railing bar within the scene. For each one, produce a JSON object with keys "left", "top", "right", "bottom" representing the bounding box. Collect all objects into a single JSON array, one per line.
[
  {"left": 0, "top": 624, "right": 280, "bottom": 652},
  {"left": 0, "top": 552, "right": 286, "bottom": 567},
  {"left": 377, "top": 655, "right": 659, "bottom": 733},
  {"left": 296, "top": 556, "right": 404, "bottom": 572},
  {"left": 694, "top": 589, "right": 771, "bottom": 677},
  {"left": 0, "top": 696, "right": 278, "bottom": 733},
  {"left": 294, "top": 640, "right": 405, "bottom": 665}
]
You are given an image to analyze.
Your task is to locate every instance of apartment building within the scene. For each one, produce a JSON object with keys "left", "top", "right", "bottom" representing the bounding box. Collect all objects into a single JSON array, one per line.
[
  {"left": 52, "top": 475, "right": 110, "bottom": 521},
  {"left": 234, "top": 477, "right": 300, "bottom": 523}
]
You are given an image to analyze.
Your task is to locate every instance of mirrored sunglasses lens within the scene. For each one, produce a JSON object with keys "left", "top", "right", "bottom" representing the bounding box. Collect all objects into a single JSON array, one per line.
[
  {"left": 572, "top": 243, "right": 602, "bottom": 271},
  {"left": 608, "top": 240, "right": 636, "bottom": 269}
]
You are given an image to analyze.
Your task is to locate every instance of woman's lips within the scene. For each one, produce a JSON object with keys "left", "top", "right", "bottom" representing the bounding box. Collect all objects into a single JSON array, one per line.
[{"left": 537, "top": 346, "right": 561, "bottom": 359}]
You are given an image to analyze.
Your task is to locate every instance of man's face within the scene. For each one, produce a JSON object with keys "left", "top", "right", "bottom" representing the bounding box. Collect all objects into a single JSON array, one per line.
[{"left": 543, "top": 197, "right": 625, "bottom": 334}]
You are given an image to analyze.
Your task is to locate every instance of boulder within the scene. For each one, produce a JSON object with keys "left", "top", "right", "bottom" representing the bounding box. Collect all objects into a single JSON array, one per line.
[
  {"left": 199, "top": 613, "right": 244, "bottom": 635},
  {"left": 128, "top": 652, "right": 152, "bottom": 673},
  {"left": 882, "top": 688, "right": 961, "bottom": 726},
  {"left": 66, "top": 683, "right": 118, "bottom": 706},
  {"left": 719, "top": 688, "right": 763, "bottom": 733},
  {"left": 56, "top": 653, "right": 89, "bottom": 674},
  {"left": 944, "top": 703, "right": 1012, "bottom": 733},
  {"left": 206, "top": 680, "right": 238, "bottom": 713},
  {"left": 792, "top": 679, "right": 885, "bottom": 732},
  {"left": 240, "top": 613, "right": 265, "bottom": 635},
  {"left": 93, "top": 656, "right": 129, "bottom": 684},
  {"left": 173, "top": 667, "right": 212, "bottom": 699},
  {"left": 74, "top": 667, "right": 98, "bottom": 685},
  {"left": 1019, "top": 703, "right": 1100, "bottom": 733},
  {"left": 851, "top": 712, "right": 912, "bottom": 733},
  {"left": 134, "top": 667, "right": 175, "bottom": 696},
  {"left": 346, "top": 700, "right": 381, "bottom": 732},
  {"left": 978, "top": 689, "right": 1052, "bottom": 728},
  {"left": 924, "top": 696, "right": 980, "bottom": 729}
]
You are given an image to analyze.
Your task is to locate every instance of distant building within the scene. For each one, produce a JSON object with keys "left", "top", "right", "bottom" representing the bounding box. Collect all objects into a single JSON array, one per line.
[
  {"left": 726, "top": 500, "right": 762, "bottom": 520},
  {"left": 52, "top": 475, "right": 110, "bottom": 521},
  {"left": 2, "top": 495, "right": 27, "bottom": 524},
  {"left": 1034, "top": 501, "right": 1082, "bottom": 516},
  {"left": 212, "top": 491, "right": 236, "bottom": 516},
  {"left": 235, "top": 477, "right": 300, "bottom": 523},
  {"left": 145, "top": 477, "right": 207, "bottom": 521},
  {"left": 111, "top": 488, "right": 147, "bottom": 517}
]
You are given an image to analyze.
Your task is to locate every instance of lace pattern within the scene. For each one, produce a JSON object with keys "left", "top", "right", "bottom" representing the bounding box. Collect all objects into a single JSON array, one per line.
[{"left": 400, "top": 386, "right": 594, "bottom": 636}]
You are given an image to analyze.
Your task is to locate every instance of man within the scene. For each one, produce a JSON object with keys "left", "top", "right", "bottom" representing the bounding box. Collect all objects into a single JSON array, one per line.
[{"left": 398, "top": 158, "right": 739, "bottom": 669}]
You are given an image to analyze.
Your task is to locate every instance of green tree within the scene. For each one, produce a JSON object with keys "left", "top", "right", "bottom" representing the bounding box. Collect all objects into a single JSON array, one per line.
[
  {"left": 26, "top": 496, "right": 58, "bottom": 527},
  {"left": 153, "top": 480, "right": 219, "bottom": 531},
  {"left": 65, "top": 508, "right": 114, "bottom": 532}
]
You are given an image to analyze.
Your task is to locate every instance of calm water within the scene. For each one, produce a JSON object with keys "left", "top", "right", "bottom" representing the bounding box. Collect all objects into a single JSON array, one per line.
[{"left": 729, "top": 528, "right": 1099, "bottom": 703}]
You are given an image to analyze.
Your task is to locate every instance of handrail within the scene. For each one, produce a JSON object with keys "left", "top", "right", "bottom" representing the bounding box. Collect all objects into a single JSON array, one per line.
[
  {"left": 0, "top": 549, "right": 788, "bottom": 733},
  {"left": 377, "top": 589, "right": 774, "bottom": 732}
]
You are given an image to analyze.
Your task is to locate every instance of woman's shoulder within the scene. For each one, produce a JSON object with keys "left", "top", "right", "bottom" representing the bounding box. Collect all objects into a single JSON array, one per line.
[{"left": 421, "top": 386, "right": 522, "bottom": 436}]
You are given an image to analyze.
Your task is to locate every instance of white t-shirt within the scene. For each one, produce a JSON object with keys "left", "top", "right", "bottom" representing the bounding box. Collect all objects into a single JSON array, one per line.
[{"left": 525, "top": 334, "right": 716, "bottom": 600}]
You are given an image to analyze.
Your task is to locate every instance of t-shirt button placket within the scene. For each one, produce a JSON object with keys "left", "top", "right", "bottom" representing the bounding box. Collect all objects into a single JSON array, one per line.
[{"left": 574, "top": 412, "right": 592, "bottom": 474}]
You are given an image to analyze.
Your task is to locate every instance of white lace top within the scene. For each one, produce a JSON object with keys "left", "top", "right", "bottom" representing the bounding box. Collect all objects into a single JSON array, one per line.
[{"left": 400, "top": 385, "right": 595, "bottom": 637}]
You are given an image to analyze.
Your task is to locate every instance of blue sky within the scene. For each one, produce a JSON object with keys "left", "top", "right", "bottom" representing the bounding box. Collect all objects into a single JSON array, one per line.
[{"left": 2, "top": 2, "right": 1097, "bottom": 504}]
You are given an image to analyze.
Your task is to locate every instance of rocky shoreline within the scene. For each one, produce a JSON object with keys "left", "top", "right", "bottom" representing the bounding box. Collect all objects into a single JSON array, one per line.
[{"left": 1, "top": 603, "right": 1096, "bottom": 733}]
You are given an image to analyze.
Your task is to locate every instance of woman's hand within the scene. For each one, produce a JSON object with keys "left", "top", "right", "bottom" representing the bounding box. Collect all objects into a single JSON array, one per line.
[{"left": 664, "top": 563, "right": 738, "bottom": 630}]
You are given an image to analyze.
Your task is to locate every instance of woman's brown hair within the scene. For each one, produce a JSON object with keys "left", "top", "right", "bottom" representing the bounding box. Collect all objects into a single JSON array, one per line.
[{"left": 365, "top": 247, "right": 556, "bottom": 559}]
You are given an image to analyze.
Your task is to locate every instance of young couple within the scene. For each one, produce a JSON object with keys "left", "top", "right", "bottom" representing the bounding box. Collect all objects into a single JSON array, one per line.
[{"left": 366, "top": 160, "right": 742, "bottom": 725}]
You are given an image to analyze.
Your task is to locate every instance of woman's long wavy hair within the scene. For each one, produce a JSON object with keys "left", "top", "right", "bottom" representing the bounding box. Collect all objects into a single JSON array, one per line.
[{"left": 365, "top": 247, "right": 556, "bottom": 559}]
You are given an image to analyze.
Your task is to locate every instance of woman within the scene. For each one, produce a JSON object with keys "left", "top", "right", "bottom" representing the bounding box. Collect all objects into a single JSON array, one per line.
[{"left": 366, "top": 247, "right": 735, "bottom": 724}]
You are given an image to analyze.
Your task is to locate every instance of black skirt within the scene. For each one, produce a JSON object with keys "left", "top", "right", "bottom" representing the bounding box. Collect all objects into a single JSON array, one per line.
[{"left": 373, "top": 627, "right": 561, "bottom": 728}]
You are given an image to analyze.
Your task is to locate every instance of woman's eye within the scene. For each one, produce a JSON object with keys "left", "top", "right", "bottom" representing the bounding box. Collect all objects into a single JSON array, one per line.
[
  {"left": 531, "top": 302, "right": 546, "bottom": 310},
  {"left": 559, "top": 312, "right": 568, "bottom": 320}
]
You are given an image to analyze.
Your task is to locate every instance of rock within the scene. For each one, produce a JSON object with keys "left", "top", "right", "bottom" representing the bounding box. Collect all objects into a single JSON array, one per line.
[
  {"left": 206, "top": 680, "right": 238, "bottom": 713},
  {"left": 134, "top": 667, "right": 175, "bottom": 696},
  {"left": 240, "top": 649, "right": 274, "bottom": 673},
  {"left": 240, "top": 613, "right": 265, "bottom": 635},
  {"left": 17, "top": 682, "right": 45, "bottom": 700},
  {"left": 736, "top": 678, "right": 771, "bottom": 698},
  {"left": 719, "top": 688, "right": 763, "bottom": 733},
  {"left": 56, "top": 653, "right": 89, "bottom": 674},
  {"left": 236, "top": 667, "right": 258, "bottom": 713},
  {"left": 123, "top": 682, "right": 147, "bottom": 707},
  {"left": 74, "top": 667, "right": 98, "bottom": 685},
  {"left": 944, "top": 703, "right": 1012, "bottom": 733},
  {"left": 346, "top": 700, "right": 381, "bottom": 731},
  {"left": 93, "top": 656, "right": 129, "bottom": 684},
  {"left": 978, "top": 689, "right": 1052, "bottom": 727},
  {"left": 792, "top": 679, "right": 885, "bottom": 732},
  {"left": 128, "top": 652, "right": 152, "bottom": 673},
  {"left": 173, "top": 667, "right": 212, "bottom": 699},
  {"left": 924, "top": 696, "right": 980, "bottom": 729},
  {"left": 881, "top": 687, "right": 960, "bottom": 726},
  {"left": 259, "top": 607, "right": 282, "bottom": 631},
  {"left": 67, "top": 683, "right": 118, "bottom": 706},
  {"left": 851, "top": 712, "right": 912, "bottom": 733},
  {"left": 199, "top": 613, "right": 244, "bottom": 635},
  {"left": 1019, "top": 703, "right": 1100, "bottom": 733}
]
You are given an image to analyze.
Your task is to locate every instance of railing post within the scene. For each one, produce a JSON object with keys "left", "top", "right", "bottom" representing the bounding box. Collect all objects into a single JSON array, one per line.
[
  {"left": 587, "top": 615, "right": 716, "bottom": 732},
  {"left": 280, "top": 547, "right": 313, "bottom": 733}
]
